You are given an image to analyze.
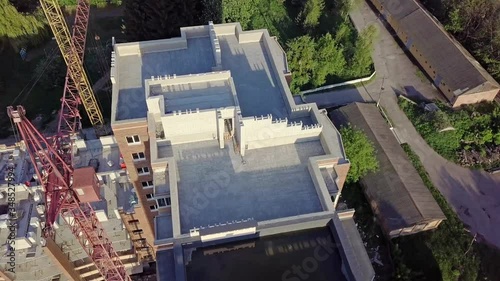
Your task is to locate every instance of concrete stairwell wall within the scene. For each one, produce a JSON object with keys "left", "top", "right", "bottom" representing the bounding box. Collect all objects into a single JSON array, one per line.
[
  {"left": 241, "top": 115, "right": 322, "bottom": 150},
  {"left": 161, "top": 109, "right": 218, "bottom": 145},
  {"left": 208, "top": 21, "right": 222, "bottom": 70}
]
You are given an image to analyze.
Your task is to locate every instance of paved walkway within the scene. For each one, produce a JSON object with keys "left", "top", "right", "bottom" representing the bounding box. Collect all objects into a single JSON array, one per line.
[{"left": 308, "top": 1, "right": 500, "bottom": 249}]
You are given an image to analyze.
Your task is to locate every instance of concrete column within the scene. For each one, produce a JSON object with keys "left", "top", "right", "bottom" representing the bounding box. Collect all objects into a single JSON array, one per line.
[
  {"left": 239, "top": 122, "right": 245, "bottom": 157},
  {"left": 333, "top": 192, "right": 341, "bottom": 209},
  {"left": 231, "top": 118, "right": 235, "bottom": 136},
  {"left": 217, "top": 113, "right": 224, "bottom": 149}
]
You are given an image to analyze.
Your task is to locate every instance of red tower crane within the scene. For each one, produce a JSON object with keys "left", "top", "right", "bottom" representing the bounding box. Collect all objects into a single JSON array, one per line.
[{"left": 7, "top": 1, "right": 130, "bottom": 280}]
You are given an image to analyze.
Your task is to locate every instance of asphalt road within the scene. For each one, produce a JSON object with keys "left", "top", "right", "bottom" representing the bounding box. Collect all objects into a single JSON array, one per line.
[{"left": 306, "top": 1, "right": 500, "bottom": 249}]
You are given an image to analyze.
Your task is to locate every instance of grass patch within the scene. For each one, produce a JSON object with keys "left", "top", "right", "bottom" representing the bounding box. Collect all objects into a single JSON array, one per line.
[
  {"left": 415, "top": 69, "right": 427, "bottom": 82},
  {"left": 395, "top": 144, "right": 481, "bottom": 281},
  {"left": 398, "top": 97, "right": 500, "bottom": 169}
]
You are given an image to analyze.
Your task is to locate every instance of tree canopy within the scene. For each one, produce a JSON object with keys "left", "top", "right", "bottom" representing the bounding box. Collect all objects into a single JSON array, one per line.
[
  {"left": 297, "top": 0, "right": 324, "bottom": 30},
  {"left": 340, "top": 124, "right": 379, "bottom": 184},
  {"left": 399, "top": 98, "right": 500, "bottom": 168},
  {"left": 286, "top": 24, "right": 376, "bottom": 93},
  {"left": 0, "top": 0, "right": 48, "bottom": 49},
  {"left": 422, "top": 0, "right": 500, "bottom": 81}
]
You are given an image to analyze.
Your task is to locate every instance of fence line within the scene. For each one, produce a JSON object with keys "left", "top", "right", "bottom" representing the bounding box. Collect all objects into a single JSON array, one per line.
[{"left": 301, "top": 71, "right": 376, "bottom": 95}]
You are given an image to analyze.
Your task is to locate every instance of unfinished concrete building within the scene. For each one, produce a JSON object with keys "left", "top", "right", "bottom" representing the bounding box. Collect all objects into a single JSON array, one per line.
[
  {"left": 0, "top": 137, "right": 144, "bottom": 281},
  {"left": 111, "top": 22, "right": 375, "bottom": 280}
]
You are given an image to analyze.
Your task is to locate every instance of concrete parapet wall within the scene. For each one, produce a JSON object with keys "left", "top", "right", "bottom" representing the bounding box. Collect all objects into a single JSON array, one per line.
[
  {"left": 116, "top": 37, "right": 187, "bottom": 57},
  {"left": 260, "top": 31, "right": 296, "bottom": 114},
  {"left": 213, "top": 23, "right": 237, "bottom": 35},
  {"left": 141, "top": 38, "right": 187, "bottom": 53},
  {"left": 290, "top": 105, "right": 312, "bottom": 119},
  {"left": 161, "top": 109, "right": 218, "bottom": 145},
  {"left": 257, "top": 212, "right": 335, "bottom": 237},
  {"left": 167, "top": 157, "right": 181, "bottom": 238},
  {"left": 181, "top": 25, "right": 209, "bottom": 39},
  {"left": 330, "top": 211, "right": 376, "bottom": 281},
  {"left": 110, "top": 50, "right": 117, "bottom": 84},
  {"left": 74, "top": 135, "right": 117, "bottom": 152},
  {"left": 237, "top": 30, "right": 264, "bottom": 43},
  {"left": 208, "top": 22, "right": 222, "bottom": 67},
  {"left": 228, "top": 78, "right": 240, "bottom": 107},
  {"left": 308, "top": 156, "right": 336, "bottom": 211},
  {"left": 146, "top": 71, "right": 231, "bottom": 92},
  {"left": 240, "top": 115, "right": 322, "bottom": 149}
]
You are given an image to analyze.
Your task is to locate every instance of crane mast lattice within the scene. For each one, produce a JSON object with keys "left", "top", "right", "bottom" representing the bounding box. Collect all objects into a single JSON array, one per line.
[
  {"left": 40, "top": 0, "right": 105, "bottom": 133},
  {"left": 6, "top": 1, "right": 130, "bottom": 280}
]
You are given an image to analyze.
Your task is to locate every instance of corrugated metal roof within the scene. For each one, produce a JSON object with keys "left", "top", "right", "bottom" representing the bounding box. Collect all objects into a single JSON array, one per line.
[
  {"left": 380, "top": 0, "right": 499, "bottom": 96},
  {"left": 331, "top": 103, "right": 445, "bottom": 234},
  {"left": 380, "top": 0, "right": 419, "bottom": 20}
]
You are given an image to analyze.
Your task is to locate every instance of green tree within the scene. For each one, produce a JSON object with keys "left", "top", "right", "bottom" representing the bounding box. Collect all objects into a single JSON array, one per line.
[
  {"left": 221, "top": 0, "right": 254, "bottom": 29},
  {"left": 335, "top": 0, "right": 363, "bottom": 19},
  {"left": 297, "top": 0, "right": 324, "bottom": 29},
  {"left": 444, "top": 8, "right": 464, "bottom": 33},
  {"left": 286, "top": 35, "right": 316, "bottom": 94},
  {"left": 348, "top": 24, "right": 377, "bottom": 77},
  {"left": 0, "top": 0, "right": 48, "bottom": 48},
  {"left": 340, "top": 124, "right": 379, "bottom": 183},
  {"left": 311, "top": 33, "right": 346, "bottom": 87},
  {"left": 438, "top": 0, "right": 500, "bottom": 81}
]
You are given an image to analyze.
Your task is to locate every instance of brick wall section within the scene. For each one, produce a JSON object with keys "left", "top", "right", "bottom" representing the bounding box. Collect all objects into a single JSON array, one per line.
[
  {"left": 334, "top": 162, "right": 350, "bottom": 191},
  {"left": 112, "top": 120, "right": 157, "bottom": 258},
  {"left": 452, "top": 89, "right": 500, "bottom": 107},
  {"left": 119, "top": 211, "right": 156, "bottom": 261}
]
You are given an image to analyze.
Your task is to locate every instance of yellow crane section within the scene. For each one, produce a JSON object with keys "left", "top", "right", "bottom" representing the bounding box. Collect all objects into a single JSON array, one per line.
[{"left": 39, "top": 0, "right": 105, "bottom": 131}]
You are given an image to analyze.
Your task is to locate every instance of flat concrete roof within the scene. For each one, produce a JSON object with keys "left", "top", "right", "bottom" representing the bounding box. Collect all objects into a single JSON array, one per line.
[
  {"left": 116, "top": 37, "right": 215, "bottom": 120},
  {"left": 114, "top": 32, "right": 289, "bottom": 121},
  {"left": 218, "top": 35, "right": 287, "bottom": 119},
  {"left": 161, "top": 80, "right": 234, "bottom": 113},
  {"left": 73, "top": 141, "right": 121, "bottom": 173},
  {"left": 74, "top": 139, "right": 135, "bottom": 213},
  {"left": 173, "top": 140, "right": 324, "bottom": 233},
  {"left": 156, "top": 214, "right": 174, "bottom": 240}
]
